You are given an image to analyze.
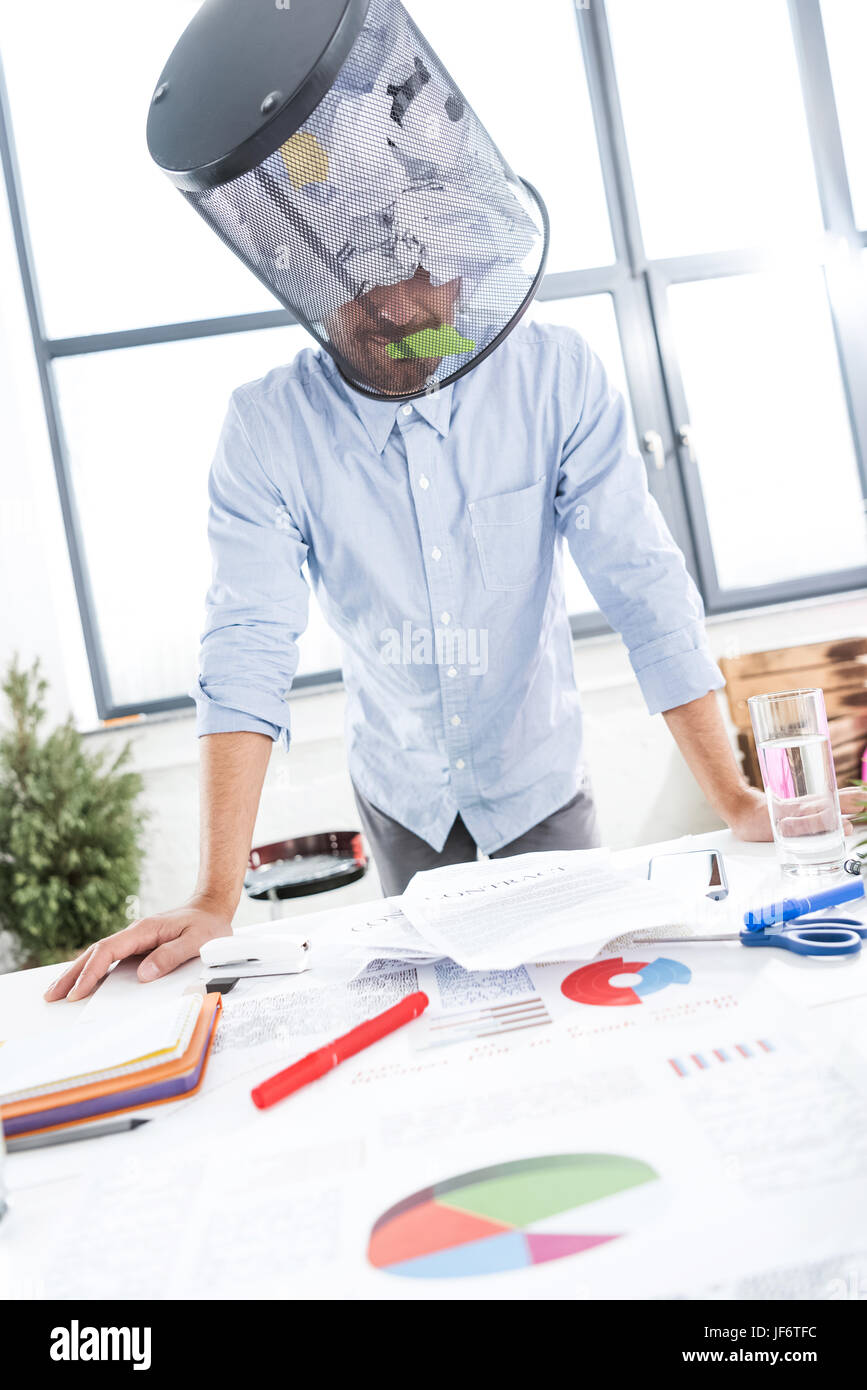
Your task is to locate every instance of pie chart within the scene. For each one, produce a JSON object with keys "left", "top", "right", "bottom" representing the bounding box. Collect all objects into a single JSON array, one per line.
[
  {"left": 561, "top": 956, "right": 691, "bottom": 1007},
  {"left": 368, "top": 1153, "right": 660, "bottom": 1279}
]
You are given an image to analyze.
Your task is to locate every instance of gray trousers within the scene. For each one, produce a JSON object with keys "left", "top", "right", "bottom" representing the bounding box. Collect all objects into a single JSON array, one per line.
[{"left": 353, "top": 784, "right": 601, "bottom": 898}]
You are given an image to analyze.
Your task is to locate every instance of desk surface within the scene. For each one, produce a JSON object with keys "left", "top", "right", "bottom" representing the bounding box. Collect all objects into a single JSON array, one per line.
[{"left": 3, "top": 831, "right": 867, "bottom": 1301}]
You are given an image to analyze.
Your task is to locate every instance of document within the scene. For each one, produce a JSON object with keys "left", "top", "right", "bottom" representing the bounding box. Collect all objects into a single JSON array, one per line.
[
  {"left": 212, "top": 964, "right": 420, "bottom": 1056},
  {"left": 401, "top": 850, "right": 686, "bottom": 970},
  {"left": 231, "top": 897, "right": 441, "bottom": 970},
  {"left": 18, "top": 966, "right": 867, "bottom": 1303},
  {"left": 689, "top": 1248, "right": 867, "bottom": 1301},
  {"left": 675, "top": 1031, "right": 867, "bottom": 1198}
]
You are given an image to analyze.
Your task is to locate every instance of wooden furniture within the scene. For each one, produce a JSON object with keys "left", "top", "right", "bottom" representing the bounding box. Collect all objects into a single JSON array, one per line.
[{"left": 719, "top": 637, "right": 867, "bottom": 789}]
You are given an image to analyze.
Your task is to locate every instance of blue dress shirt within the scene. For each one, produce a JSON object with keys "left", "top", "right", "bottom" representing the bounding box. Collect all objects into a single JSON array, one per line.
[{"left": 194, "top": 321, "right": 723, "bottom": 853}]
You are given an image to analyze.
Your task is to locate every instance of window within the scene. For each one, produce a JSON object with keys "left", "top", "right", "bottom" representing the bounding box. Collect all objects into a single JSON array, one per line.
[
  {"left": 52, "top": 327, "right": 342, "bottom": 709},
  {"left": 666, "top": 269, "right": 866, "bottom": 590},
  {"left": 1, "top": 0, "right": 865, "bottom": 719},
  {"left": 606, "top": 0, "right": 823, "bottom": 260},
  {"left": 1, "top": 1, "right": 275, "bottom": 336}
]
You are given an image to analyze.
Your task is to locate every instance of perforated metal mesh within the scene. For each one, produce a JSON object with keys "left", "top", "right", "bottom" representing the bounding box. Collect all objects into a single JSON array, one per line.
[{"left": 183, "top": 0, "right": 547, "bottom": 399}]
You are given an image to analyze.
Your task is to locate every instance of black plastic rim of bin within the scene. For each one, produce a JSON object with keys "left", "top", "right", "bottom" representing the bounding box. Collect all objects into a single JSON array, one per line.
[
  {"left": 147, "top": 0, "right": 372, "bottom": 192},
  {"left": 244, "top": 830, "right": 368, "bottom": 901},
  {"left": 246, "top": 863, "right": 367, "bottom": 901}
]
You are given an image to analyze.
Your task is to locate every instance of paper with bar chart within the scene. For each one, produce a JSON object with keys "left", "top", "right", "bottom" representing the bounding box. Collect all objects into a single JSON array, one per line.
[
  {"left": 367, "top": 1153, "right": 662, "bottom": 1279},
  {"left": 411, "top": 959, "right": 551, "bottom": 1050}
]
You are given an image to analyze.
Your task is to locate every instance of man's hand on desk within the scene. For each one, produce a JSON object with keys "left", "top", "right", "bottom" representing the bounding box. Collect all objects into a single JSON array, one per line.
[
  {"left": 43, "top": 895, "right": 233, "bottom": 1002},
  {"left": 663, "top": 692, "right": 865, "bottom": 842},
  {"left": 44, "top": 730, "right": 276, "bottom": 1001},
  {"left": 723, "top": 785, "right": 864, "bottom": 842},
  {"left": 720, "top": 786, "right": 775, "bottom": 842}
]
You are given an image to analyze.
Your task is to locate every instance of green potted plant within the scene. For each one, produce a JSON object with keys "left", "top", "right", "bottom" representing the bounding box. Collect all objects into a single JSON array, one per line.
[{"left": 0, "top": 658, "right": 146, "bottom": 969}]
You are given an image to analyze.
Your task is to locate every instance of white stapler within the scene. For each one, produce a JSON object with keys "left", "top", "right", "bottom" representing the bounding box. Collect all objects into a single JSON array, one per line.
[{"left": 199, "top": 934, "right": 311, "bottom": 978}]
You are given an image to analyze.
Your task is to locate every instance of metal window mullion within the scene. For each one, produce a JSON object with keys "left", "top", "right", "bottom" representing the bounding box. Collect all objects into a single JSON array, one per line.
[
  {"left": 788, "top": 0, "right": 867, "bottom": 500},
  {"left": 642, "top": 265, "right": 725, "bottom": 609},
  {"left": 0, "top": 58, "right": 114, "bottom": 718},
  {"left": 612, "top": 276, "right": 702, "bottom": 584},
  {"left": 702, "top": 565, "right": 867, "bottom": 617},
  {"left": 535, "top": 265, "right": 627, "bottom": 301},
  {"left": 46, "top": 308, "right": 299, "bottom": 359},
  {"left": 650, "top": 248, "right": 790, "bottom": 286},
  {"left": 575, "top": 0, "right": 646, "bottom": 279},
  {"left": 102, "top": 668, "right": 345, "bottom": 723},
  {"left": 570, "top": 612, "right": 611, "bottom": 642},
  {"left": 48, "top": 272, "right": 631, "bottom": 360},
  {"left": 575, "top": 0, "right": 701, "bottom": 584}
]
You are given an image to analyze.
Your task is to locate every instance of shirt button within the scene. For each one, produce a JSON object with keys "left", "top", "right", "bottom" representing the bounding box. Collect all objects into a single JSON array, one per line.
[
  {"left": 447, "top": 666, "right": 458, "bottom": 678},
  {"left": 455, "top": 759, "right": 466, "bottom": 770},
  {"left": 401, "top": 404, "right": 413, "bottom": 417},
  {"left": 418, "top": 475, "right": 430, "bottom": 490},
  {"left": 430, "top": 546, "right": 442, "bottom": 561},
  {"left": 450, "top": 714, "right": 462, "bottom": 726},
  {"left": 440, "top": 612, "right": 451, "bottom": 625}
]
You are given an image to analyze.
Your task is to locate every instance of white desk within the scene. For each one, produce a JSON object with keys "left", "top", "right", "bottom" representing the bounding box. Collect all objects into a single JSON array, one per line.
[{"left": 2, "top": 831, "right": 867, "bottom": 1301}]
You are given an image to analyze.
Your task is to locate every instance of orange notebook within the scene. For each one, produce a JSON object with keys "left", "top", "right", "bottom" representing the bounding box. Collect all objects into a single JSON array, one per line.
[{"left": 2, "top": 993, "right": 221, "bottom": 1139}]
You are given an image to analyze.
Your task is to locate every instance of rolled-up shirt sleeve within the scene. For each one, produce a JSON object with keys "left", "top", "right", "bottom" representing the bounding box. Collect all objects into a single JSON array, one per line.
[
  {"left": 193, "top": 389, "right": 310, "bottom": 745},
  {"left": 555, "top": 341, "right": 723, "bottom": 715}
]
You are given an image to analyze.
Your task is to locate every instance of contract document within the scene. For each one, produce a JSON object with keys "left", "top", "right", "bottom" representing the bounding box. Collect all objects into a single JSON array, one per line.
[{"left": 401, "top": 850, "right": 687, "bottom": 970}]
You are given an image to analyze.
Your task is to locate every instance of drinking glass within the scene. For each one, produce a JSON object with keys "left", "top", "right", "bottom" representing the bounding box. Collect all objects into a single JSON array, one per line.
[{"left": 748, "top": 688, "right": 845, "bottom": 877}]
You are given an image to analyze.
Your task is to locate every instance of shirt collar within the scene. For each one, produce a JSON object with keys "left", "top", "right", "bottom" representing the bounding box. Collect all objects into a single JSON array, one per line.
[{"left": 324, "top": 355, "right": 454, "bottom": 454}]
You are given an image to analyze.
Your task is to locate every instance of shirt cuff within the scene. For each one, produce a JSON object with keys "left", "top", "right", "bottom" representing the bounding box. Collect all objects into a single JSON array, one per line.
[
  {"left": 193, "top": 679, "right": 288, "bottom": 744},
  {"left": 628, "top": 626, "right": 724, "bottom": 716}
]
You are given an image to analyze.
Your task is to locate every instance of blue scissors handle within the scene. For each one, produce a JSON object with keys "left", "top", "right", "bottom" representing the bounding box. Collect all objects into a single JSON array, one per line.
[
  {"left": 792, "top": 916, "right": 867, "bottom": 932},
  {"left": 738, "top": 924, "right": 863, "bottom": 956}
]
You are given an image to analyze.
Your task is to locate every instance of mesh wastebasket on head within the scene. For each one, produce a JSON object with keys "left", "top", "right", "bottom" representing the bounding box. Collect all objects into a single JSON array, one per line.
[{"left": 147, "top": 0, "right": 548, "bottom": 401}]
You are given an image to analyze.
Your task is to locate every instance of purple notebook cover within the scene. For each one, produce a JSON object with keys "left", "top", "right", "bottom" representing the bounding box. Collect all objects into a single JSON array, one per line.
[{"left": 5, "top": 1014, "right": 217, "bottom": 1137}]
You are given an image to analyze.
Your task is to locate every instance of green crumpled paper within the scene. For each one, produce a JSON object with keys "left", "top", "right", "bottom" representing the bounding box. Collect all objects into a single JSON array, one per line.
[{"left": 387, "top": 325, "right": 476, "bottom": 361}]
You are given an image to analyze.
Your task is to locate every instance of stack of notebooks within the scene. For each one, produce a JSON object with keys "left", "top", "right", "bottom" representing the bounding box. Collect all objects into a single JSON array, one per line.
[{"left": 0, "top": 992, "right": 220, "bottom": 1142}]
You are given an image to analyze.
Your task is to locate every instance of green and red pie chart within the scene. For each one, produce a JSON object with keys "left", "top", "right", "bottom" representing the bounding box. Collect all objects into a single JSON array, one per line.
[{"left": 368, "top": 1153, "right": 661, "bottom": 1279}]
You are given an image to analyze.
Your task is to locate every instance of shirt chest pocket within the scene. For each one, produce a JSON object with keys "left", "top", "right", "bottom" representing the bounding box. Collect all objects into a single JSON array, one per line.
[{"left": 468, "top": 476, "right": 549, "bottom": 592}]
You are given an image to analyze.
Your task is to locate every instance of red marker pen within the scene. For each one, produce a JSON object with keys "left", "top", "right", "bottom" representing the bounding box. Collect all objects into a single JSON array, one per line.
[{"left": 251, "top": 990, "right": 430, "bottom": 1110}]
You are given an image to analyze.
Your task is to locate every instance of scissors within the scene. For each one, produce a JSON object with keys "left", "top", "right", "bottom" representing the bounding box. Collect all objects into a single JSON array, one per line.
[
  {"left": 650, "top": 880, "right": 867, "bottom": 957},
  {"left": 648, "top": 919, "right": 866, "bottom": 956}
]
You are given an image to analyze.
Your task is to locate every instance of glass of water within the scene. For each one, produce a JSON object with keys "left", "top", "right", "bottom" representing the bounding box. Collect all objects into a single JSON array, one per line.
[{"left": 749, "top": 687, "right": 845, "bottom": 877}]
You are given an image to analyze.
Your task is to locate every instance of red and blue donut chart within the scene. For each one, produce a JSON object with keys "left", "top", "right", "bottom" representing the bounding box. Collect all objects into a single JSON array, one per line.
[{"left": 561, "top": 956, "right": 691, "bottom": 1007}]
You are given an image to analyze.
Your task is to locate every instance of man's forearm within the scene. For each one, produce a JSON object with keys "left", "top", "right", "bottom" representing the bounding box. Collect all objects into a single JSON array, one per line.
[
  {"left": 662, "top": 690, "right": 752, "bottom": 821},
  {"left": 193, "top": 731, "right": 274, "bottom": 915}
]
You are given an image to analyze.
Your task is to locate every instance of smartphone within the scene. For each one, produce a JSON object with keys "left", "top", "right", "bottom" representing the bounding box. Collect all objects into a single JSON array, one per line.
[{"left": 648, "top": 848, "right": 728, "bottom": 900}]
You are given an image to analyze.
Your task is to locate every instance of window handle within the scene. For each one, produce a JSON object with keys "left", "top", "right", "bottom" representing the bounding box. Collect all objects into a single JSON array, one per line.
[
  {"left": 677, "top": 425, "right": 697, "bottom": 463},
  {"left": 642, "top": 429, "right": 666, "bottom": 471}
]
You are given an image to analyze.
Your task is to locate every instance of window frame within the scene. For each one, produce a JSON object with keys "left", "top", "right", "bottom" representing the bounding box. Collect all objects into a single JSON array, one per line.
[{"left": 0, "top": 0, "right": 865, "bottom": 720}]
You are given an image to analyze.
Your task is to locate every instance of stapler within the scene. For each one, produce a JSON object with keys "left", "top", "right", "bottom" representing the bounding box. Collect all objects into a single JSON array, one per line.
[{"left": 199, "top": 935, "right": 311, "bottom": 993}]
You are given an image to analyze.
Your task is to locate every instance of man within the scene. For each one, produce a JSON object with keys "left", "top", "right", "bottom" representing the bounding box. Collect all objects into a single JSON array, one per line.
[
  {"left": 49, "top": 261, "right": 835, "bottom": 1004},
  {"left": 47, "top": 2, "right": 862, "bottom": 1002}
]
